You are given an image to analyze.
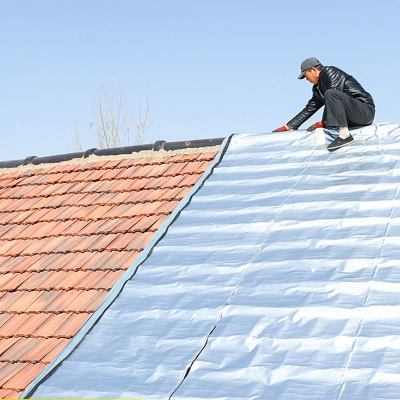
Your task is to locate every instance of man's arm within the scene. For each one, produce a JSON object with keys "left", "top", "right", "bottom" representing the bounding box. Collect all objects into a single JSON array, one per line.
[{"left": 285, "top": 95, "right": 324, "bottom": 130}]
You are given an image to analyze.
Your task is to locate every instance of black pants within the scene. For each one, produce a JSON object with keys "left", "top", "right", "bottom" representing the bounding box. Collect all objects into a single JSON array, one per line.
[{"left": 323, "top": 89, "right": 375, "bottom": 128}]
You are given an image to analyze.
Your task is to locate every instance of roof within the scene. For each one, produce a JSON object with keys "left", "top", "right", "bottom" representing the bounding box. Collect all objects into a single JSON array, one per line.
[
  {"left": 0, "top": 138, "right": 222, "bottom": 398},
  {"left": 24, "top": 123, "right": 400, "bottom": 400}
]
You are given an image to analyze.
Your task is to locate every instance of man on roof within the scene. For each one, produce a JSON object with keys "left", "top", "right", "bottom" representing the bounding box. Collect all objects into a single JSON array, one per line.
[{"left": 272, "top": 57, "right": 375, "bottom": 151}]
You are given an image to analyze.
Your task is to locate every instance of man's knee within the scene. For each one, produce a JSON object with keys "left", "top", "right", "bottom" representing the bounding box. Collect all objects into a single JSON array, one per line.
[{"left": 325, "top": 89, "right": 343, "bottom": 100}]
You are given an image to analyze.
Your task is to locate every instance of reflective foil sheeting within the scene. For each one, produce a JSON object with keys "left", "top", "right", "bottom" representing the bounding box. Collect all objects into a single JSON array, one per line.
[{"left": 31, "top": 124, "right": 400, "bottom": 400}]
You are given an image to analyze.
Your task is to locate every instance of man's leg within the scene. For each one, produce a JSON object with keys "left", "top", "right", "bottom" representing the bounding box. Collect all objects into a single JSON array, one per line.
[
  {"left": 324, "top": 89, "right": 375, "bottom": 128},
  {"left": 324, "top": 89, "right": 375, "bottom": 151}
]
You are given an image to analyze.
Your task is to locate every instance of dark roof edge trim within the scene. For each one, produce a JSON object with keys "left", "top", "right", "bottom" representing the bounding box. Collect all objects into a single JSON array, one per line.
[
  {"left": 0, "top": 137, "right": 225, "bottom": 170},
  {"left": 20, "top": 133, "right": 234, "bottom": 399}
]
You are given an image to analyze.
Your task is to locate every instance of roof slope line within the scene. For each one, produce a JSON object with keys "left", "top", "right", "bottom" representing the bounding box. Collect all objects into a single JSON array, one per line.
[{"left": 20, "top": 134, "right": 233, "bottom": 399}]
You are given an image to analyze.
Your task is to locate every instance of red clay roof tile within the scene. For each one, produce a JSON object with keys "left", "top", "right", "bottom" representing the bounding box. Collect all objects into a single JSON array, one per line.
[
  {"left": 18, "top": 271, "right": 66, "bottom": 291},
  {"left": 0, "top": 255, "right": 44, "bottom": 274},
  {"left": 11, "top": 314, "right": 50, "bottom": 338},
  {"left": 49, "top": 182, "right": 75, "bottom": 196},
  {"left": 4, "top": 240, "right": 34, "bottom": 258},
  {"left": 45, "top": 164, "right": 77, "bottom": 175},
  {"left": 0, "top": 337, "right": 57, "bottom": 363},
  {"left": 57, "top": 193, "right": 87, "bottom": 208},
  {"left": 109, "top": 179, "right": 136, "bottom": 193},
  {"left": 0, "top": 272, "right": 31, "bottom": 292},
  {"left": 74, "top": 271, "right": 108, "bottom": 289},
  {"left": 40, "top": 338, "right": 68, "bottom": 364},
  {"left": 85, "top": 204, "right": 115, "bottom": 220},
  {"left": 32, "top": 313, "right": 71, "bottom": 338},
  {"left": 9, "top": 210, "right": 37, "bottom": 225},
  {"left": 93, "top": 270, "right": 124, "bottom": 289},
  {"left": 0, "top": 213, "right": 16, "bottom": 226},
  {"left": 35, "top": 236, "right": 67, "bottom": 254},
  {"left": 105, "top": 233, "right": 138, "bottom": 251},
  {"left": 83, "top": 290, "right": 108, "bottom": 312},
  {"left": 99, "top": 159, "right": 124, "bottom": 169},
  {"left": 111, "top": 216, "right": 147, "bottom": 233},
  {"left": 0, "top": 199, "right": 23, "bottom": 213},
  {"left": 56, "top": 289, "right": 104, "bottom": 313},
  {"left": 0, "top": 226, "right": 14, "bottom": 239},
  {"left": 89, "top": 234, "right": 120, "bottom": 252},
  {"left": 98, "top": 168, "right": 122, "bottom": 181},
  {"left": 65, "top": 235, "right": 100, "bottom": 253},
  {"left": 0, "top": 316, "right": 13, "bottom": 331},
  {"left": 94, "top": 218, "right": 124, "bottom": 235},
  {"left": 106, "top": 191, "right": 131, "bottom": 205},
  {"left": 76, "top": 192, "right": 104, "bottom": 206},
  {"left": 40, "top": 291, "right": 78, "bottom": 313},
  {"left": 22, "top": 209, "right": 50, "bottom": 225},
  {"left": 51, "top": 313, "right": 90, "bottom": 338},
  {"left": 0, "top": 361, "right": 26, "bottom": 388},
  {"left": 3, "top": 362, "right": 47, "bottom": 391},
  {"left": 0, "top": 145, "right": 219, "bottom": 395},
  {"left": 150, "top": 214, "right": 170, "bottom": 232},
  {"left": 0, "top": 315, "right": 31, "bottom": 338},
  {"left": 0, "top": 339, "right": 21, "bottom": 360},
  {"left": 25, "top": 254, "right": 58, "bottom": 273},
  {"left": 1, "top": 225, "right": 28, "bottom": 241},
  {"left": 163, "top": 162, "right": 187, "bottom": 177},
  {"left": 5, "top": 389, "right": 22, "bottom": 398},
  {"left": 0, "top": 389, "right": 17, "bottom": 399},
  {"left": 114, "top": 166, "right": 139, "bottom": 180},
  {"left": 53, "top": 270, "right": 90, "bottom": 290},
  {"left": 60, "top": 220, "right": 92, "bottom": 237},
  {"left": 2, "top": 291, "right": 44, "bottom": 313},
  {"left": 55, "top": 253, "right": 92, "bottom": 271}
]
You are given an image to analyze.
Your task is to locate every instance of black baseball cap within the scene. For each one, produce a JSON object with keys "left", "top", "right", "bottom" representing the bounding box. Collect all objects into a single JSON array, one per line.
[{"left": 298, "top": 57, "right": 322, "bottom": 79}]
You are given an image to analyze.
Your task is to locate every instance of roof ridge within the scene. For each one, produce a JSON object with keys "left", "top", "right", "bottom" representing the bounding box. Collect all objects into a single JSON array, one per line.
[{"left": 0, "top": 137, "right": 224, "bottom": 171}]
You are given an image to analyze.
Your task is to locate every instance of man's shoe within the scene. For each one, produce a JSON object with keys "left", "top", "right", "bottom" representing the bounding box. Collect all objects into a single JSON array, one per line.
[{"left": 327, "top": 134, "right": 355, "bottom": 151}]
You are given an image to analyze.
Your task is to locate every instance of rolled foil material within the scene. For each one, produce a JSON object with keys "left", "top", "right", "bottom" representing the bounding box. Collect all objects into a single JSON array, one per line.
[{"left": 30, "top": 124, "right": 400, "bottom": 400}]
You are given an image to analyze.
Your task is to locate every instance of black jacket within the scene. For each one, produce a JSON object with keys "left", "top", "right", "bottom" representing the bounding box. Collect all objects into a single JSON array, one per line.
[{"left": 287, "top": 66, "right": 375, "bottom": 130}]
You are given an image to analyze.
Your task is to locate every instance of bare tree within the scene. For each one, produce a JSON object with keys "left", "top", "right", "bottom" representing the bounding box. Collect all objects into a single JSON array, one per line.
[
  {"left": 91, "top": 82, "right": 130, "bottom": 149},
  {"left": 73, "top": 84, "right": 154, "bottom": 151},
  {"left": 72, "top": 119, "right": 83, "bottom": 152},
  {"left": 133, "top": 92, "right": 153, "bottom": 145}
]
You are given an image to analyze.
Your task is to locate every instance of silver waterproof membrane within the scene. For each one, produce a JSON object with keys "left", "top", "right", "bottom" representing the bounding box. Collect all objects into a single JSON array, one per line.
[{"left": 28, "top": 123, "right": 400, "bottom": 399}]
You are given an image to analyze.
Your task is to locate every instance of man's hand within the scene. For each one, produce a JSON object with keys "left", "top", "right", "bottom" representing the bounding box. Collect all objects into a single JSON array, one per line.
[
  {"left": 272, "top": 125, "right": 291, "bottom": 132},
  {"left": 306, "top": 121, "right": 327, "bottom": 132}
]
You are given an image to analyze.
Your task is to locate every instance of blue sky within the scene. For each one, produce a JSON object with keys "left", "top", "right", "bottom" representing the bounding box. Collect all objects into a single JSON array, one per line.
[{"left": 0, "top": 0, "right": 399, "bottom": 161}]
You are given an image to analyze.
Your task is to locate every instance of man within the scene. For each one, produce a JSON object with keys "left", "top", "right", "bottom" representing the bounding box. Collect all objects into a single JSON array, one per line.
[{"left": 273, "top": 57, "right": 375, "bottom": 151}]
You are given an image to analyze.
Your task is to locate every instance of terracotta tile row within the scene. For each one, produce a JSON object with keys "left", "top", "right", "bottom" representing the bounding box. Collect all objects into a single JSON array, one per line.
[
  {"left": 0, "top": 230, "right": 154, "bottom": 257},
  {"left": 0, "top": 270, "right": 124, "bottom": 292},
  {"left": 0, "top": 361, "right": 49, "bottom": 391},
  {"left": 0, "top": 388, "right": 21, "bottom": 399},
  {"left": 0, "top": 152, "right": 217, "bottom": 184},
  {"left": 0, "top": 173, "right": 200, "bottom": 203},
  {"left": 0, "top": 312, "right": 91, "bottom": 339},
  {"left": 52, "top": 186, "right": 188, "bottom": 210},
  {"left": 0, "top": 251, "right": 138, "bottom": 275},
  {"left": 0, "top": 289, "right": 107, "bottom": 314},
  {"left": 0, "top": 200, "right": 180, "bottom": 230},
  {"left": 0, "top": 159, "right": 214, "bottom": 192},
  {"left": 0, "top": 361, "right": 47, "bottom": 391}
]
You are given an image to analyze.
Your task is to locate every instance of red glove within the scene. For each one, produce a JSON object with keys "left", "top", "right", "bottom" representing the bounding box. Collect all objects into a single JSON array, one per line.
[
  {"left": 272, "top": 125, "right": 291, "bottom": 132},
  {"left": 307, "top": 121, "right": 327, "bottom": 132}
]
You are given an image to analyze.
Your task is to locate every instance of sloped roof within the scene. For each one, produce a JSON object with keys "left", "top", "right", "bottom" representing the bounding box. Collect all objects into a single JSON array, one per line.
[
  {"left": 0, "top": 141, "right": 221, "bottom": 398},
  {"left": 25, "top": 123, "right": 400, "bottom": 400}
]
